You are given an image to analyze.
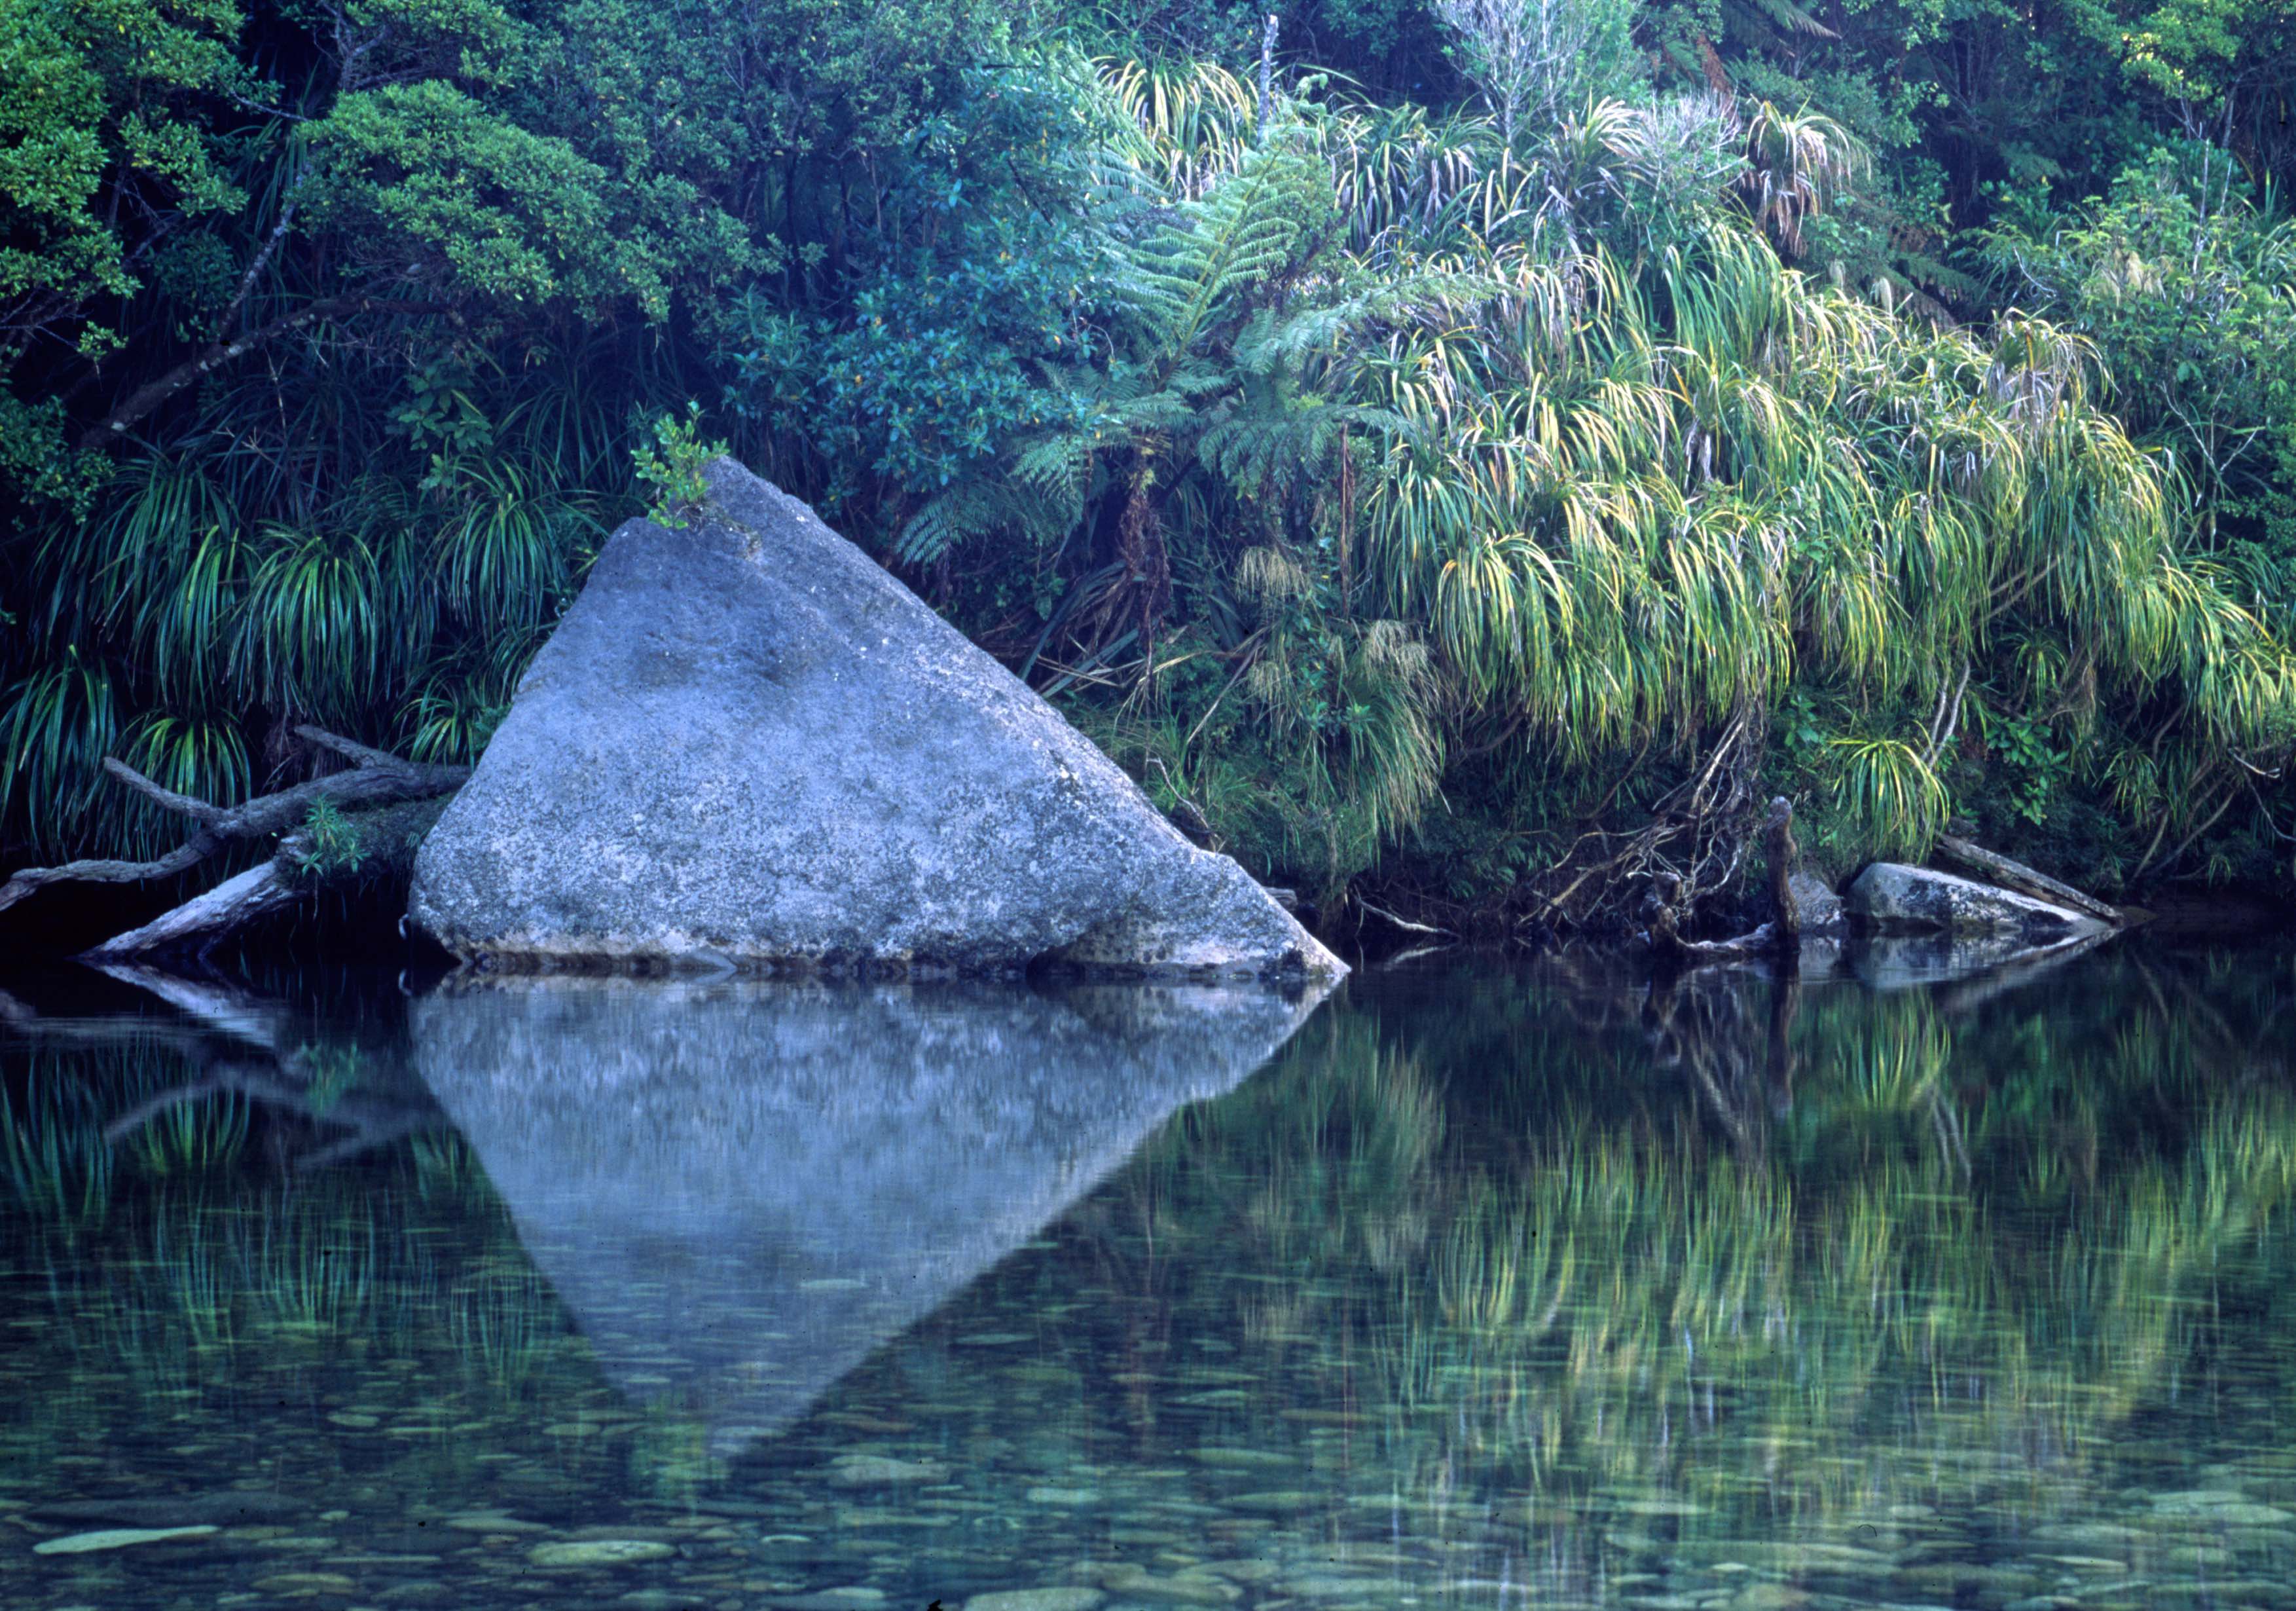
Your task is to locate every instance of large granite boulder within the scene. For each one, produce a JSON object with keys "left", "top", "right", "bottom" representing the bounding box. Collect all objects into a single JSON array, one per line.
[
  {"left": 409, "top": 460, "right": 1342, "bottom": 978},
  {"left": 1845, "top": 862, "right": 2107, "bottom": 940}
]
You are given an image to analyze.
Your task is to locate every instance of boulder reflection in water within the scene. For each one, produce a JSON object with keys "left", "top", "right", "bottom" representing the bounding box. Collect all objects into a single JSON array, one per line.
[{"left": 410, "top": 976, "right": 1331, "bottom": 1456}]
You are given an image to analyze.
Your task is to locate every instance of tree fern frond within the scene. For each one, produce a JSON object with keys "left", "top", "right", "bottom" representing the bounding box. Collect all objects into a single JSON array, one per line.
[
  {"left": 896, "top": 481, "right": 1034, "bottom": 565},
  {"left": 1115, "top": 124, "right": 1337, "bottom": 362},
  {"left": 1011, "top": 432, "right": 1094, "bottom": 500}
]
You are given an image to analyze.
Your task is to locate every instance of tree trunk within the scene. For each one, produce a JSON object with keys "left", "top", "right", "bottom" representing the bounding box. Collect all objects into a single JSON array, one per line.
[
  {"left": 1933, "top": 834, "right": 2124, "bottom": 925},
  {"left": 81, "top": 794, "right": 452, "bottom": 963},
  {"left": 1764, "top": 796, "right": 1800, "bottom": 950},
  {"left": 81, "top": 863, "right": 303, "bottom": 961}
]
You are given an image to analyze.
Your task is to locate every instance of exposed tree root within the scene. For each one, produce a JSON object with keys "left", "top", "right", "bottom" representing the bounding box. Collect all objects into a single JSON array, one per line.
[{"left": 1522, "top": 706, "right": 1771, "bottom": 937}]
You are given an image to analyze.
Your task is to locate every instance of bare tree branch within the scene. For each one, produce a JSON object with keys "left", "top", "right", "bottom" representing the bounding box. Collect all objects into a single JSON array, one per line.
[
  {"left": 101, "top": 758, "right": 231, "bottom": 823},
  {"left": 80, "top": 295, "right": 449, "bottom": 451},
  {"left": 0, "top": 731, "right": 466, "bottom": 916}
]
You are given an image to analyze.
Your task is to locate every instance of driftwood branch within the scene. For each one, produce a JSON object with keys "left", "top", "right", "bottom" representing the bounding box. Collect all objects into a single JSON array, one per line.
[
  {"left": 85, "top": 794, "right": 453, "bottom": 962},
  {"left": 293, "top": 724, "right": 410, "bottom": 770},
  {"left": 1933, "top": 834, "right": 2123, "bottom": 925},
  {"left": 0, "top": 731, "right": 466, "bottom": 957},
  {"left": 1358, "top": 898, "right": 1454, "bottom": 938},
  {"left": 1680, "top": 921, "right": 1782, "bottom": 965},
  {"left": 102, "top": 758, "right": 231, "bottom": 823},
  {"left": 0, "top": 838, "right": 222, "bottom": 912},
  {"left": 80, "top": 862, "right": 306, "bottom": 961}
]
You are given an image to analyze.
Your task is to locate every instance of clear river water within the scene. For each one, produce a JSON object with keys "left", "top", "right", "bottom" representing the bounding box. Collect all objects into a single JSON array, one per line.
[{"left": 1, "top": 940, "right": 2293, "bottom": 1611}]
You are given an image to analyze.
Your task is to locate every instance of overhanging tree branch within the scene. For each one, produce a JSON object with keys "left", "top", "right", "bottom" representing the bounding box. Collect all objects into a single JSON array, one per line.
[{"left": 80, "top": 295, "right": 450, "bottom": 451}]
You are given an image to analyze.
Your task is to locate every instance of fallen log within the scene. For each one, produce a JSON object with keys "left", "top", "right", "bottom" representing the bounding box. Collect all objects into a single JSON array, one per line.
[
  {"left": 1358, "top": 898, "right": 1455, "bottom": 940},
  {"left": 79, "top": 862, "right": 304, "bottom": 961},
  {"left": 80, "top": 794, "right": 450, "bottom": 961},
  {"left": 1932, "top": 834, "right": 2124, "bottom": 927},
  {"left": 0, "top": 728, "right": 465, "bottom": 958}
]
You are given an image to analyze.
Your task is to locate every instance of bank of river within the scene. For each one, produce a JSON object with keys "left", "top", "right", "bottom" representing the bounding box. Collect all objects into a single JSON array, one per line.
[{"left": 2, "top": 942, "right": 2293, "bottom": 1610}]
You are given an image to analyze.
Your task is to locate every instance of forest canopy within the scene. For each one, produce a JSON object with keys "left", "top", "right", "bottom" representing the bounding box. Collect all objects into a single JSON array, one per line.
[{"left": 4, "top": 0, "right": 2294, "bottom": 929}]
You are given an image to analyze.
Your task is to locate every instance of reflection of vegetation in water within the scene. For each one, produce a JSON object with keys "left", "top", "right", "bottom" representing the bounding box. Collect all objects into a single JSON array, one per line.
[
  {"left": 3, "top": 1037, "right": 279, "bottom": 1224},
  {"left": 447, "top": 1253, "right": 568, "bottom": 1390},
  {"left": 9, "top": 952, "right": 2296, "bottom": 1574},
  {"left": 125, "top": 1088, "right": 250, "bottom": 1177},
  {"left": 1, "top": 1056, "right": 118, "bottom": 1227},
  {"left": 0, "top": 1031, "right": 715, "bottom": 1499},
  {"left": 297, "top": 1041, "right": 367, "bottom": 1118},
  {"left": 1124, "top": 954, "right": 2296, "bottom": 1542},
  {"left": 1126, "top": 1016, "right": 1448, "bottom": 1348},
  {"left": 412, "top": 1128, "right": 488, "bottom": 1199}
]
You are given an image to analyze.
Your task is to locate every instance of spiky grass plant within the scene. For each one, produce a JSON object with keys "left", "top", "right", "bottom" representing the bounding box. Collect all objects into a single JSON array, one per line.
[
  {"left": 1018, "top": 69, "right": 2293, "bottom": 896},
  {"left": 10, "top": 52, "right": 2289, "bottom": 904},
  {"left": 1, "top": 325, "right": 663, "bottom": 859}
]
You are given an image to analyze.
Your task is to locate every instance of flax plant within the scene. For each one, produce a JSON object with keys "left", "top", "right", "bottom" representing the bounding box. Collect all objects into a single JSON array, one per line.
[{"left": 1, "top": 329, "right": 668, "bottom": 859}]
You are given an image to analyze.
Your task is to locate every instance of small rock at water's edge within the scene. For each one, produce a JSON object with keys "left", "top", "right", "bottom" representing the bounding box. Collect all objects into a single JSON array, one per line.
[
  {"left": 826, "top": 1456, "right": 950, "bottom": 1487},
  {"left": 1844, "top": 864, "right": 2103, "bottom": 940}
]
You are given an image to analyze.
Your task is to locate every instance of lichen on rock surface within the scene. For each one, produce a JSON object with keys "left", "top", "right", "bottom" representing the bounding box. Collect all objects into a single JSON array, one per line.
[{"left": 409, "top": 459, "right": 1342, "bottom": 978}]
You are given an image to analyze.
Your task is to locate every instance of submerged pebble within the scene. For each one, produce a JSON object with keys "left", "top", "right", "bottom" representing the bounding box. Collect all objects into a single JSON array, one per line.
[
  {"left": 529, "top": 1540, "right": 679, "bottom": 1567},
  {"left": 961, "top": 1591, "right": 1107, "bottom": 1611},
  {"left": 251, "top": 1572, "right": 360, "bottom": 1595},
  {"left": 447, "top": 1511, "right": 554, "bottom": 1533},
  {"left": 1099, "top": 1565, "right": 1242, "bottom": 1605},
  {"left": 1219, "top": 1491, "right": 1322, "bottom": 1514},
  {"left": 31, "top": 1525, "right": 219, "bottom": 1555},
  {"left": 825, "top": 1456, "right": 951, "bottom": 1487}
]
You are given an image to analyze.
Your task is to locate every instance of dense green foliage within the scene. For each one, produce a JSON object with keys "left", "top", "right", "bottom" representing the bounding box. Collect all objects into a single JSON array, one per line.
[{"left": 5, "top": 0, "right": 2294, "bottom": 921}]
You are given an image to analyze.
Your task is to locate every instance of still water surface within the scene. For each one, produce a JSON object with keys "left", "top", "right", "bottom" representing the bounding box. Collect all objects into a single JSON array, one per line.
[{"left": 2, "top": 944, "right": 2293, "bottom": 1611}]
